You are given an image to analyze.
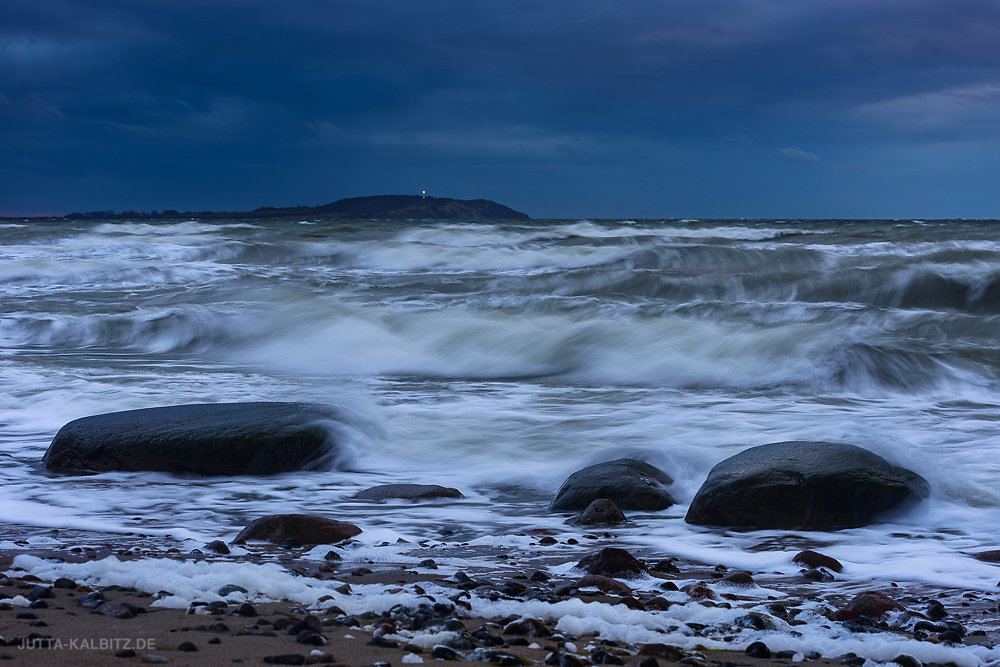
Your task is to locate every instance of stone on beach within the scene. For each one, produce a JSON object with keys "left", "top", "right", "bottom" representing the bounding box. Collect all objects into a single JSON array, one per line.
[
  {"left": 571, "top": 498, "right": 628, "bottom": 525},
  {"left": 352, "top": 484, "right": 463, "bottom": 501},
  {"left": 548, "top": 458, "right": 675, "bottom": 512},
  {"left": 685, "top": 441, "right": 929, "bottom": 529},
  {"left": 575, "top": 547, "right": 648, "bottom": 579},
  {"left": 233, "top": 514, "right": 362, "bottom": 545},
  {"left": 836, "top": 591, "right": 904, "bottom": 620},
  {"left": 43, "top": 402, "right": 345, "bottom": 475}
]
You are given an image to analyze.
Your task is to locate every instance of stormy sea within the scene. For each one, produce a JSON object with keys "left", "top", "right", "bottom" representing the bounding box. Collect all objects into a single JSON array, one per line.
[{"left": 3, "top": 216, "right": 1000, "bottom": 662}]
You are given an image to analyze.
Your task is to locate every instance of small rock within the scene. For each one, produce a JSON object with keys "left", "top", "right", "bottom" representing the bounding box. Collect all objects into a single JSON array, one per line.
[
  {"left": 296, "top": 631, "right": 326, "bottom": 646},
  {"left": 323, "top": 550, "right": 341, "bottom": 561},
  {"left": 792, "top": 549, "right": 844, "bottom": 572},
  {"left": 141, "top": 656, "right": 170, "bottom": 664},
  {"left": 681, "top": 584, "right": 716, "bottom": 600},
  {"left": 651, "top": 559, "right": 679, "bottom": 573},
  {"left": 745, "top": 641, "right": 771, "bottom": 659},
  {"left": 115, "top": 649, "right": 137, "bottom": 658},
  {"left": 801, "top": 567, "right": 835, "bottom": 582},
  {"left": 263, "top": 656, "right": 307, "bottom": 666},
  {"left": 575, "top": 547, "right": 647, "bottom": 578},
  {"left": 538, "top": 536, "right": 557, "bottom": 545},
  {"left": 636, "top": 659, "right": 660, "bottom": 667},
  {"left": 938, "top": 630, "right": 962, "bottom": 643},
  {"left": 27, "top": 586, "right": 54, "bottom": 601},
  {"left": 571, "top": 499, "right": 628, "bottom": 526},
  {"left": 575, "top": 574, "right": 632, "bottom": 595},
  {"left": 237, "top": 602, "right": 257, "bottom": 617},
  {"left": 203, "top": 540, "right": 230, "bottom": 555},
  {"left": 53, "top": 577, "right": 77, "bottom": 589},
  {"left": 638, "top": 644, "right": 684, "bottom": 660},
  {"left": 925, "top": 600, "right": 947, "bottom": 620},
  {"left": 352, "top": 483, "right": 463, "bottom": 501},
  {"left": 178, "top": 641, "right": 197, "bottom": 652},
  {"left": 431, "top": 644, "right": 464, "bottom": 660},
  {"left": 720, "top": 571, "right": 754, "bottom": 586},
  {"left": 16, "top": 611, "right": 38, "bottom": 620},
  {"left": 218, "top": 584, "right": 248, "bottom": 597},
  {"left": 77, "top": 590, "right": 105, "bottom": 609},
  {"left": 100, "top": 602, "right": 140, "bottom": 619},
  {"left": 836, "top": 591, "right": 903, "bottom": 619},
  {"left": 893, "top": 656, "right": 921, "bottom": 667},
  {"left": 503, "top": 617, "right": 551, "bottom": 636}
]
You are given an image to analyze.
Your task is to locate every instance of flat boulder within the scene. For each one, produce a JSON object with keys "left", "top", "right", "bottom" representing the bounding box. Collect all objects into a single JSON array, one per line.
[
  {"left": 685, "top": 441, "right": 929, "bottom": 530},
  {"left": 549, "top": 458, "right": 675, "bottom": 512},
  {"left": 352, "top": 484, "right": 463, "bottom": 501},
  {"left": 234, "top": 514, "right": 361, "bottom": 545},
  {"left": 43, "top": 402, "right": 342, "bottom": 475}
]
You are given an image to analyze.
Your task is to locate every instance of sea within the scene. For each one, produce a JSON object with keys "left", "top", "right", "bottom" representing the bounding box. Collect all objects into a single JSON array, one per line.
[{"left": 3, "top": 216, "right": 1000, "bottom": 611}]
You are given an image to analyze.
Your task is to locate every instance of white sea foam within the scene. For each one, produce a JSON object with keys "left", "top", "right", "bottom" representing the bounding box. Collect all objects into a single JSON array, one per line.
[
  {"left": 10, "top": 555, "right": 999, "bottom": 665},
  {"left": 3, "top": 217, "right": 1000, "bottom": 644}
]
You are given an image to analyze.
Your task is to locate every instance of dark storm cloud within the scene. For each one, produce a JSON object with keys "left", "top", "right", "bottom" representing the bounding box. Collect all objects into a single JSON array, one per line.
[{"left": 3, "top": 0, "right": 1000, "bottom": 217}]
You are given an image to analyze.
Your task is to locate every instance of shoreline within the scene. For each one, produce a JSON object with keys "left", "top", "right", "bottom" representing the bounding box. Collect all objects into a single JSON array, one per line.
[{"left": 2, "top": 526, "right": 999, "bottom": 666}]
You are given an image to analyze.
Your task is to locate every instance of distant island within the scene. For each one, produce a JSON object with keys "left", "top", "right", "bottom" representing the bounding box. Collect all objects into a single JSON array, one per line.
[{"left": 64, "top": 195, "right": 530, "bottom": 221}]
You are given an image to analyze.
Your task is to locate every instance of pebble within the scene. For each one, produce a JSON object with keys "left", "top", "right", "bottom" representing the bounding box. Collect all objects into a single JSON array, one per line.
[
  {"left": 745, "top": 641, "right": 771, "bottom": 658},
  {"left": 177, "top": 641, "right": 197, "bottom": 652},
  {"left": 203, "top": 540, "right": 230, "bottom": 555},
  {"left": 263, "top": 656, "right": 306, "bottom": 665},
  {"left": 141, "top": 655, "right": 170, "bottom": 664}
]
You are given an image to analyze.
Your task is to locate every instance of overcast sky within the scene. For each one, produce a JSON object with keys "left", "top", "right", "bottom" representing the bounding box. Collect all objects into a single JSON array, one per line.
[{"left": 3, "top": 0, "right": 1000, "bottom": 218}]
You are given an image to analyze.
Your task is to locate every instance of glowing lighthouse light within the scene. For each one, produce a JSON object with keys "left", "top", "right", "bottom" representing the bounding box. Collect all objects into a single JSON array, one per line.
[{"left": 421, "top": 189, "right": 427, "bottom": 199}]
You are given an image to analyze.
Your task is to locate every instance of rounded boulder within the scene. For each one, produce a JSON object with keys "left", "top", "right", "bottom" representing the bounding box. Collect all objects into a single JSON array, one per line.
[
  {"left": 685, "top": 441, "right": 929, "bottom": 530},
  {"left": 549, "top": 458, "right": 675, "bottom": 512}
]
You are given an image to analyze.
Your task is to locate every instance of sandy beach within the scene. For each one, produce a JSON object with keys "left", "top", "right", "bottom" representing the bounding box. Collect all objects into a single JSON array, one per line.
[{"left": 2, "top": 524, "right": 998, "bottom": 667}]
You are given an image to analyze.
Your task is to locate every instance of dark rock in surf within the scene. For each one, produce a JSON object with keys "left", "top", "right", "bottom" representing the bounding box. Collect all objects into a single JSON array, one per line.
[
  {"left": 685, "top": 442, "right": 929, "bottom": 530},
  {"left": 43, "top": 402, "right": 343, "bottom": 475},
  {"left": 792, "top": 549, "right": 843, "bottom": 573},
  {"left": 972, "top": 550, "right": 1000, "bottom": 563},
  {"left": 571, "top": 498, "right": 628, "bottom": 526},
  {"left": 549, "top": 458, "right": 675, "bottom": 512},
  {"left": 352, "top": 484, "right": 463, "bottom": 501},
  {"left": 576, "top": 547, "right": 648, "bottom": 579},
  {"left": 233, "top": 514, "right": 361, "bottom": 545}
]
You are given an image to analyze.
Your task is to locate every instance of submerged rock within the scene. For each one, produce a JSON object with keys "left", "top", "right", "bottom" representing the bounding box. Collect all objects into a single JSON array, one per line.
[
  {"left": 43, "top": 402, "right": 344, "bottom": 475},
  {"left": 685, "top": 442, "right": 929, "bottom": 529},
  {"left": 352, "top": 484, "right": 463, "bottom": 501},
  {"left": 233, "top": 514, "right": 361, "bottom": 545},
  {"left": 549, "top": 458, "right": 675, "bottom": 512}
]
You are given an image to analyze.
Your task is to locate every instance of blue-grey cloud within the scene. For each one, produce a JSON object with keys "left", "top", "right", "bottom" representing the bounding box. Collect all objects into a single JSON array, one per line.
[{"left": 3, "top": 0, "right": 1000, "bottom": 217}]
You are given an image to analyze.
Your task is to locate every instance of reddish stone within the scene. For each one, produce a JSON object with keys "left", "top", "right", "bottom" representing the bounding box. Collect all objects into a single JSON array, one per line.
[
  {"left": 682, "top": 584, "right": 716, "bottom": 600},
  {"left": 576, "top": 547, "right": 648, "bottom": 579},
  {"left": 720, "top": 571, "right": 755, "bottom": 586},
  {"left": 837, "top": 591, "right": 903, "bottom": 619},
  {"left": 792, "top": 549, "right": 844, "bottom": 573}
]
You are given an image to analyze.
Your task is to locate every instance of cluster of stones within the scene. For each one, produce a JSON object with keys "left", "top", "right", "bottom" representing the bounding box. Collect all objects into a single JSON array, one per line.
[{"left": 42, "top": 402, "right": 931, "bottom": 545}]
